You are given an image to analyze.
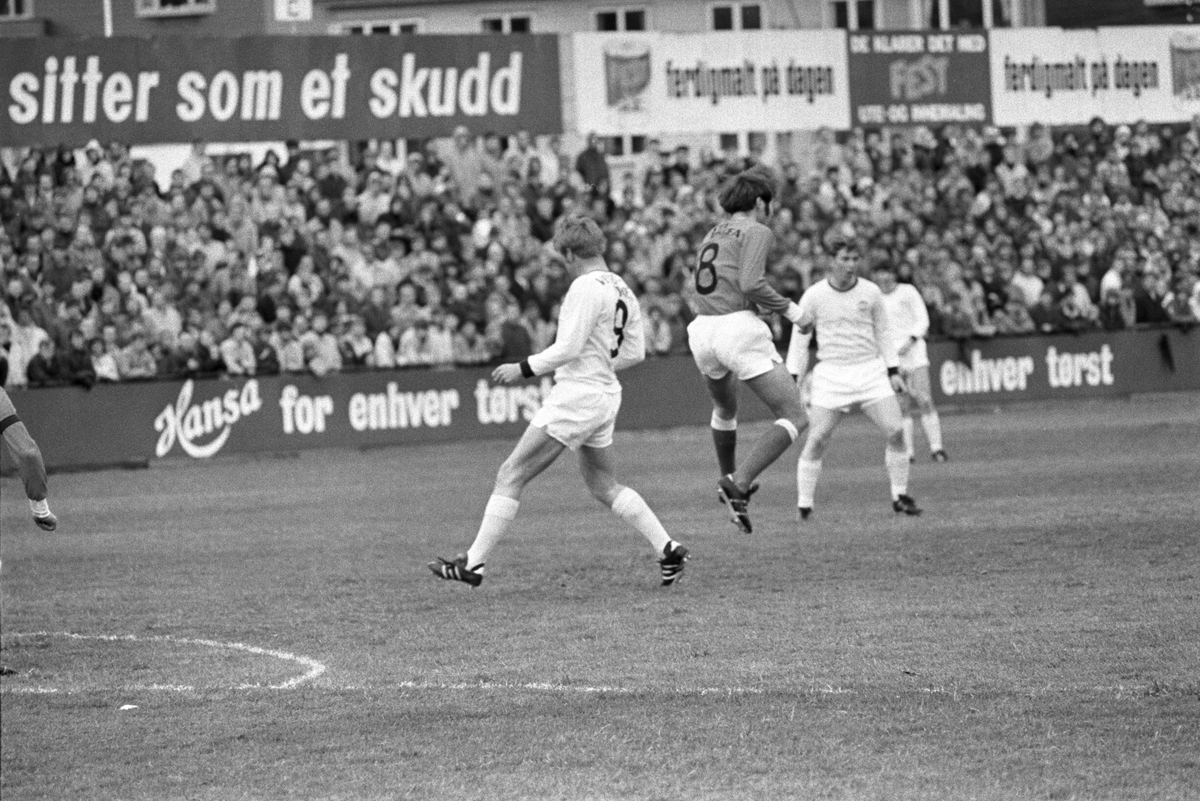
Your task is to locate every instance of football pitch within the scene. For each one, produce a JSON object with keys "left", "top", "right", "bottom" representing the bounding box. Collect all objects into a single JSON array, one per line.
[{"left": 2, "top": 393, "right": 1198, "bottom": 801}]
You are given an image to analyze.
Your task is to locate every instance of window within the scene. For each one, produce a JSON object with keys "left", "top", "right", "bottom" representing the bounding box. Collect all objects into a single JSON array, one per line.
[
  {"left": 481, "top": 14, "right": 532, "bottom": 33},
  {"left": 596, "top": 8, "right": 646, "bottom": 31},
  {"left": 712, "top": 3, "right": 761, "bottom": 30},
  {"left": 0, "top": 0, "right": 31, "bottom": 19},
  {"left": 603, "top": 136, "right": 625, "bottom": 157},
  {"left": 718, "top": 133, "right": 740, "bottom": 152},
  {"left": 135, "top": 0, "right": 215, "bottom": 18},
  {"left": 341, "top": 20, "right": 420, "bottom": 35},
  {"left": 832, "top": 0, "right": 875, "bottom": 30},
  {"left": 930, "top": 0, "right": 1009, "bottom": 29}
]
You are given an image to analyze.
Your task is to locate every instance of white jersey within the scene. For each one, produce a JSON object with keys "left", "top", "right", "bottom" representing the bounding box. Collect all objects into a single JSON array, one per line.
[
  {"left": 527, "top": 269, "right": 645, "bottom": 393},
  {"left": 879, "top": 283, "right": 930, "bottom": 370},
  {"left": 788, "top": 277, "right": 898, "bottom": 370}
]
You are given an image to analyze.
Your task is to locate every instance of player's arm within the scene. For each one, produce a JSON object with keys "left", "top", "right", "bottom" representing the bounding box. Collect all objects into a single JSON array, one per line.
[
  {"left": 785, "top": 324, "right": 813, "bottom": 379},
  {"left": 495, "top": 282, "right": 596, "bottom": 383},
  {"left": 871, "top": 294, "right": 905, "bottom": 392},
  {"left": 611, "top": 294, "right": 646, "bottom": 372},
  {"left": 785, "top": 291, "right": 816, "bottom": 378},
  {"left": 738, "top": 227, "right": 805, "bottom": 325},
  {"left": 901, "top": 285, "right": 930, "bottom": 349}
]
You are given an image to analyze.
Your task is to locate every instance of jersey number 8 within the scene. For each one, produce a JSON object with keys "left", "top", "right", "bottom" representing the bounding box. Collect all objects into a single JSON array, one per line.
[{"left": 694, "top": 243, "right": 719, "bottom": 295}]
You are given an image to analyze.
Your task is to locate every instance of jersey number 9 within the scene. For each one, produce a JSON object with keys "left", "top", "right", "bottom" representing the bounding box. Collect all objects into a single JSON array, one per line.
[{"left": 610, "top": 299, "right": 628, "bottom": 358}]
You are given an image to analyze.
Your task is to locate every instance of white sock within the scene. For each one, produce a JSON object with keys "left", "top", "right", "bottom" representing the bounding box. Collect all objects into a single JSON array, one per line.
[
  {"left": 796, "top": 458, "right": 822, "bottom": 508},
  {"left": 610, "top": 487, "right": 671, "bottom": 554},
  {"left": 885, "top": 448, "right": 910, "bottom": 500},
  {"left": 466, "top": 495, "right": 519, "bottom": 571},
  {"left": 901, "top": 418, "right": 915, "bottom": 459},
  {"left": 30, "top": 498, "right": 50, "bottom": 517},
  {"left": 921, "top": 412, "right": 943, "bottom": 452}
]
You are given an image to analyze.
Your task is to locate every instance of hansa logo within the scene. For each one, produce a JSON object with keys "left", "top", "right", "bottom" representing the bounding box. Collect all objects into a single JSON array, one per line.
[{"left": 154, "top": 379, "right": 263, "bottom": 459}]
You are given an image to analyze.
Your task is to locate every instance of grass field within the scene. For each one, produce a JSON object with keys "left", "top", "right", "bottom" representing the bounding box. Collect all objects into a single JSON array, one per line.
[{"left": 2, "top": 392, "right": 1198, "bottom": 801}]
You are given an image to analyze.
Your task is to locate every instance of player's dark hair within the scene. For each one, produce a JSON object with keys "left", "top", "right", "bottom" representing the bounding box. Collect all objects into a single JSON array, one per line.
[
  {"left": 826, "top": 233, "right": 861, "bottom": 257},
  {"left": 718, "top": 168, "right": 774, "bottom": 214},
  {"left": 553, "top": 214, "right": 607, "bottom": 259}
]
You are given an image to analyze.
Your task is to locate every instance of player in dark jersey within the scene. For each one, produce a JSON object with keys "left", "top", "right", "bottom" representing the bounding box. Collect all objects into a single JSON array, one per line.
[
  {"left": 0, "top": 387, "right": 57, "bottom": 531},
  {"left": 682, "top": 168, "right": 808, "bottom": 533}
]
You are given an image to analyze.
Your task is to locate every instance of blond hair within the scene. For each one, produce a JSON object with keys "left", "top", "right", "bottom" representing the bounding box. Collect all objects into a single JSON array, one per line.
[{"left": 553, "top": 214, "right": 607, "bottom": 260}]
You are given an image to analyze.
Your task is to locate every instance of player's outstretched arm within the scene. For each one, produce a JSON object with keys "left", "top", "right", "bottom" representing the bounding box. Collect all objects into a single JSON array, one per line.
[
  {"left": 786, "top": 324, "right": 813, "bottom": 379},
  {"left": 496, "top": 283, "right": 597, "bottom": 384}
]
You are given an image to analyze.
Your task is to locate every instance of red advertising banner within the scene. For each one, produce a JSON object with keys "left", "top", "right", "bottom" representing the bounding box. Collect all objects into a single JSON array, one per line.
[
  {"left": 0, "top": 35, "right": 562, "bottom": 146},
  {"left": 4, "top": 333, "right": 1196, "bottom": 472},
  {"left": 847, "top": 30, "right": 992, "bottom": 127}
]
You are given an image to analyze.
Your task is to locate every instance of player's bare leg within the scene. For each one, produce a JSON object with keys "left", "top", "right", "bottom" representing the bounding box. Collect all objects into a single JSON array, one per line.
[
  {"left": 579, "top": 445, "right": 687, "bottom": 586},
  {"left": 796, "top": 405, "right": 843, "bottom": 520},
  {"left": 863, "top": 395, "right": 921, "bottom": 515},
  {"left": 705, "top": 374, "right": 739, "bottom": 476},
  {"left": 430, "top": 425, "right": 565, "bottom": 585},
  {"left": 907, "top": 366, "right": 946, "bottom": 461},
  {"left": 718, "top": 364, "right": 807, "bottom": 533},
  {"left": 898, "top": 380, "right": 917, "bottom": 462},
  {"left": 1, "top": 419, "right": 56, "bottom": 532}
]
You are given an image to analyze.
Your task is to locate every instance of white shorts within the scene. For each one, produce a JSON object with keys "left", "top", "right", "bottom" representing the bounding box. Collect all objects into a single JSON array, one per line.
[
  {"left": 687, "top": 311, "right": 781, "bottom": 382},
  {"left": 810, "top": 358, "right": 895, "bottom": 412},
  {"left": 898, "top": 338, "right": 930, "bottom": 372},
  {"left": 531, "top": 381, "right": 620, "bottom": 451}
]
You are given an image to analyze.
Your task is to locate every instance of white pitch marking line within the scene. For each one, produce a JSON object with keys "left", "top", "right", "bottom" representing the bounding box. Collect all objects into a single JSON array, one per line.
[
  {"left": 393, "top": 680, "right": 855, "bottom": 696},
  {"left": 0, "top": 631, "right": 326, "bottom": 694}
]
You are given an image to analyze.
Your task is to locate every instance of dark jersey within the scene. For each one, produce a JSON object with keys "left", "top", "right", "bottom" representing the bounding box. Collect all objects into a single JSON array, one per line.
[{"left": 683, "top": 215, "right": 792, "bottom": 317}]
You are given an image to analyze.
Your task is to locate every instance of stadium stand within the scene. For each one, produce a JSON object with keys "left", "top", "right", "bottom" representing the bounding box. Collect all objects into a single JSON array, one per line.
[{"left": 2, "top": 118, "right": 1198, "bottom": 388}]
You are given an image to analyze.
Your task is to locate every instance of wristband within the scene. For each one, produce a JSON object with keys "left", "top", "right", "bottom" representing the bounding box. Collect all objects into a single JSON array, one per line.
[
  {"left": 519, "top": 360, "right": 535, "bottom": 379},
  {"left": 887, "top": 366, "right": 900, "bottom": 377}
]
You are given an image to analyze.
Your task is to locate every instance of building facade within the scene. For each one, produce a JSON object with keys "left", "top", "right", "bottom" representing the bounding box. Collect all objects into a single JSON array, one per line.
[{"left": 1, "top": 0, "right": 1047, "bottom": 38}]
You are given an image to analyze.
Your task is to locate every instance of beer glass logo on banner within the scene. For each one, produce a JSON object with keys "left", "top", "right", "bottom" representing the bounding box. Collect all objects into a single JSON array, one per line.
[
  {"left": 1172, "top": 33, "right": 1200, "bottom": 101},
  {"left": 604, "top": 41, "right": 651, "bottom": 111}
]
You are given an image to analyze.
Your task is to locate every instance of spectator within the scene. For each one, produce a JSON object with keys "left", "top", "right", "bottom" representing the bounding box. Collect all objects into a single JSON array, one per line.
[
  {"left": 1133, "top": 272, "right": 1172, "bottom": 325},
  {"left": 116, "top": 332, "right": 158, "bottom": 380},
  {"left": 90, "top": 338, "right": 121, "bottom": 382},
  {"left": 575, "top": 134, "right": 610, "bottom": 199},
  {"left": 339, "top": 316, "right": 375, "bottom": 368},
  {"left": 60, "top": 329, "right": 97, "bottom": 387},
  {"left": 452, "top": 319, "right": 491, "bottom": 365},
  {"left": 25, "top": 338, "right": 65, "bottom": 387},
  {"left": 307, "top": 313, "right": 342, "bottom": 376},
  {"left": 4, "top": 118, "right": 1197, "bottom": 393},
  {"left": 1099, "top": 287, "right": 1137, "bottom": 330},
  {"left": 219, "top": 322, "right": 257, "bottom": 376}
]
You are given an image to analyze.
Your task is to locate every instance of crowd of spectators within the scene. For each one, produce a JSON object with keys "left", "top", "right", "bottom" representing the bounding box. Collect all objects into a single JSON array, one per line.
[{"left": 2, "top": 115, "right": 1199, "bottom": 389}]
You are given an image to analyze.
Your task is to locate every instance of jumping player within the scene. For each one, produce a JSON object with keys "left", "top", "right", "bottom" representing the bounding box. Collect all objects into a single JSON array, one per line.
[
  {"left": 684, "top": 167, "right": 808, "bottom": 534},
  {"left": 428, "top": 215, "right": 689, "bottom": 587},
  {"left": 871, "top": 263, "right": 947, "bottom": 462},
  {"left": 0, "top": 387, "right": 58, "bottom": 531},
  {"left": 786, "top": 235, "right": 921, "bottom": 519}
]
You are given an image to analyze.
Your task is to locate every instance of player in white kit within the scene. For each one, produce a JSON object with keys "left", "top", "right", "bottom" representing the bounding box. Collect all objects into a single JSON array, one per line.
[
  {"left": 429, "top": 215, "right": 689, "bottom": 587},
  {"left": 786, "top": 236, "right": 922, "bottom": 518},
  {"left": 683, "top": 167, "right": 808, "bottom": 534},
  {"left": 870, "top": 263, "right": 947, "bottom": 462}
]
